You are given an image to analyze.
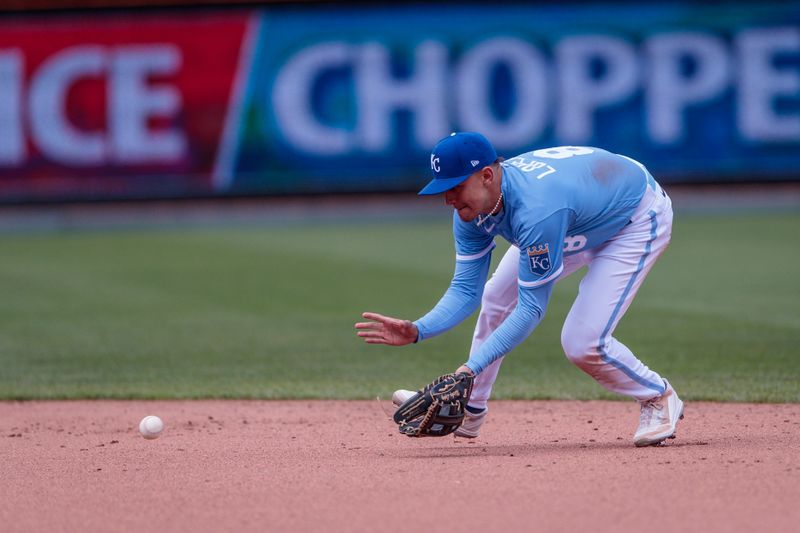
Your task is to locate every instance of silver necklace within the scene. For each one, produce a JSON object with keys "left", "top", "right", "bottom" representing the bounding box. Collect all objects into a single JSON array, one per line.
[{"left": 476, "top": 192, "right": 503, "bottom": 227}]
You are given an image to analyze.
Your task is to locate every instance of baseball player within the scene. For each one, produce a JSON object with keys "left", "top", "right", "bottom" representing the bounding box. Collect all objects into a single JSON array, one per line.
[{"left": 356, "top": 132, "right": 684, "bottom": 446}]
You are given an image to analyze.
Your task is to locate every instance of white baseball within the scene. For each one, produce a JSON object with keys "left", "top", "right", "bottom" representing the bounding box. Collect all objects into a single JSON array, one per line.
[{"left": 139, "top": 415, "right": 164, "bottom": 440}]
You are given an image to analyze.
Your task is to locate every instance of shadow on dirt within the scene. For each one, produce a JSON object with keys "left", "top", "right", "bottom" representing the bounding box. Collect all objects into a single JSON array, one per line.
[{"left": 391, "top": 438, "right": 713, "bottom": 459}]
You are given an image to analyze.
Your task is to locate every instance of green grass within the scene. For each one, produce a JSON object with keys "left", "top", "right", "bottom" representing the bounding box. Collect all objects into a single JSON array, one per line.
[{"left": 0, "top": 211, "right": 798, "bottom": 402}]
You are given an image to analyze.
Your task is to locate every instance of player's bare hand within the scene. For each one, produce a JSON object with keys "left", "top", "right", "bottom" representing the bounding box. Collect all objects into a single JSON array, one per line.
[
  {"left": 355, "top": 312, "right": 419, "bottom": 346},
  {"left": 455, "top": 364, "right": 475, "bottom": 376}
]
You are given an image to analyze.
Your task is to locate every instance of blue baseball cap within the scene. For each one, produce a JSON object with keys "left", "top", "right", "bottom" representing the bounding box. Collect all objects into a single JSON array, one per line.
[{"left": 419, "top": 132, "right": 497, "bottom": 195}]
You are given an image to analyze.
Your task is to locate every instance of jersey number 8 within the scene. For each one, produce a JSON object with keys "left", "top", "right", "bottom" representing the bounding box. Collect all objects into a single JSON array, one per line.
[{"left": 532, "top": 146, "right": 595, "bottom": 159}]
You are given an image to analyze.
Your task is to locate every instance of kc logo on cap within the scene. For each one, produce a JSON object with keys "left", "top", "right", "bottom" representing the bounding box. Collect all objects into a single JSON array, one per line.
[
  {"left": 431, "top": 154, "right": 440, "bottom": 173},
  {"left": 419, "top": 132, "right": 497, "bottom": 196}
]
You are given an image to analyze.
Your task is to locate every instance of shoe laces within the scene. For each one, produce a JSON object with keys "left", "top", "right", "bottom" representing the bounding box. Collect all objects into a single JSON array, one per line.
[{"left": 639, "top": 397, "right": 664, "bottom": 426}]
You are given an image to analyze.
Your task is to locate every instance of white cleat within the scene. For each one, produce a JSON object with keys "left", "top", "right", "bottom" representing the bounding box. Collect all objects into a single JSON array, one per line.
[
  {"left": 454, "top": 407, "right": 487, "bottom": 438},
  {"left": 633, "top": 379, "right": 685, "bottom": 447},
  {"left": 392, "top": 389, "right": 487, "bottom": 438}
]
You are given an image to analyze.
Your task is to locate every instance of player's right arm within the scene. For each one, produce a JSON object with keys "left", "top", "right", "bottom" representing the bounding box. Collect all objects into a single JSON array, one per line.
[
  {"left": 355, "top": 213, "right": 493, "bottom": 346},
  {"left": 355, "top": 251, "right": 492, "bottom": 346},
  {"left": 413, "top": 213, "right": 495, "bottom": 341}
]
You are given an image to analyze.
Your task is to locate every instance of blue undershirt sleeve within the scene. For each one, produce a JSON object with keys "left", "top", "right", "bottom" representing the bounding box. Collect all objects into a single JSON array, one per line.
[
  {"left": 413, "top": 253, "right": 492, "bottom": 341},
  {"left": 464, "top": 283, "right": 554, "bottom": 374}
]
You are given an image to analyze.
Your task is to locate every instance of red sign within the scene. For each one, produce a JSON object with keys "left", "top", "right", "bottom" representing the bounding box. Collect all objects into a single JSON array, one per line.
[{"left": 0, "top": 11, "right": 251, "bottom": 201}]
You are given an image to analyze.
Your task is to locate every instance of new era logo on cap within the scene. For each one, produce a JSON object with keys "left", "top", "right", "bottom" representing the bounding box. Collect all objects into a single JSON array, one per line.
[{"left": 418, "top": 132, "right": 497, "bottom": 196}]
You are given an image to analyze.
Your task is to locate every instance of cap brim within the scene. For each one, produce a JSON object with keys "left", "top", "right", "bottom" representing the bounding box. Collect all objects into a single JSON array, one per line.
[{"left": 417, "top": 174, "right": 471, "bottom": 195}]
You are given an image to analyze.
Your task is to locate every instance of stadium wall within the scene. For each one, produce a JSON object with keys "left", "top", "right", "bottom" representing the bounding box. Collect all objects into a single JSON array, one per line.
[{"left": 0, "top": 2, "right": 798, "bottom": 202}]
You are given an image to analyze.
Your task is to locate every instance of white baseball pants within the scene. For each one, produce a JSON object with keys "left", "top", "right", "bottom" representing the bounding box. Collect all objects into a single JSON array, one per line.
[{"left": 468, "top": 182, "right": 673, "bottom": 406}]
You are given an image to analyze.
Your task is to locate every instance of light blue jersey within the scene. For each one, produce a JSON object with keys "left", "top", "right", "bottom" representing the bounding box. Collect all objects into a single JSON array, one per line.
[{"left": 414, "top": 146, "right": 654, "bottom": 374}]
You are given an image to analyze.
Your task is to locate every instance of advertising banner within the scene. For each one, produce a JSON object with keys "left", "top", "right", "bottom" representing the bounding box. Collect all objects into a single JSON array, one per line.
[
  {"left": 0, "top": 3, "right": 797, "bottom": 201},
  {"left": 229, "top": 3, "right": 799, "bottom": 194},
  {"left": 0, "top": 12, "right": 250, "bottom": 201}
]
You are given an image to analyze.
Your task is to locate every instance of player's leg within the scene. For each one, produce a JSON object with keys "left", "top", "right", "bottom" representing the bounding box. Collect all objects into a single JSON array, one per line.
[
  {"left": 559, "top": 184, "right": 682, "bottom": 445},
  {"left": 454, "top": 246, "right": 589, "bottom": 438},
  {"left": 465, "top": 245, "right": 520, "bottom": 411},
  {"left": 468, "top": 247, "right": 589, "bottom": 409},
  {"left": 560, "top": 186, "right": 672, "bottom": 399},
  {"left": 393, "top": 243, "right": 588, "bottom": 437}
]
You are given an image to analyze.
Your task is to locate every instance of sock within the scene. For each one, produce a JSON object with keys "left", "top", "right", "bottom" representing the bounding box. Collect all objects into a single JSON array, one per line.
[{"left": 466, "top": 405, "right": 485, "bottom": 415}]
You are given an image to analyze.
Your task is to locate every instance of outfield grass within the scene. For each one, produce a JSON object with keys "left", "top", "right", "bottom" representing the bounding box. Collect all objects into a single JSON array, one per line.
[{"left": 0, "top": 209, "right": 797, "bottom": 402}]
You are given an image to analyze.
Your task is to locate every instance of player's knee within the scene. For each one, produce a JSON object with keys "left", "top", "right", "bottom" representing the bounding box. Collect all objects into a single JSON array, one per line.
[{"left": 560, "top": 324, "right": 599, "bottom": 365}]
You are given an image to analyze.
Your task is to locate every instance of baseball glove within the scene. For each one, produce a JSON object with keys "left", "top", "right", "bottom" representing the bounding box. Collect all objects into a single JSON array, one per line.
[{"left": 392, "top": 372, "right": 474, "bottom": 437}]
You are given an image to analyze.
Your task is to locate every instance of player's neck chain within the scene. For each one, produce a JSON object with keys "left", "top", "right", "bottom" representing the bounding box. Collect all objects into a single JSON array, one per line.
[{"left": 476, "top": 192, "right": 504, "bottom": 227}]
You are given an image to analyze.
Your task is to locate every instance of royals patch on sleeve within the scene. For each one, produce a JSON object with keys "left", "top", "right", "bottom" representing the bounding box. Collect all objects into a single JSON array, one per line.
[{"left": 527, "top": 243, "right": 552, "bottom": 276}]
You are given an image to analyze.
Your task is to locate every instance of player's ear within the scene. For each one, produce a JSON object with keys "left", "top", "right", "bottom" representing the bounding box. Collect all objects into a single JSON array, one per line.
[{"left": 481, "top": 166, "right": 495, "bottom": 186}]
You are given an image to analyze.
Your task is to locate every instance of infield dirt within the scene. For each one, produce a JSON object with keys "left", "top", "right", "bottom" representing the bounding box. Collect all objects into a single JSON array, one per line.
[{"left": 2, "top": 400, "right": 798, "bottom": 533}]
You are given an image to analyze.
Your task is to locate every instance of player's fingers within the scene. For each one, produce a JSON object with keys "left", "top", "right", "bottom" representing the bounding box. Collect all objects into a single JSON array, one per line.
[
  {"left": 357, "top": 331, "right": 384, "bottom": 339},
  {"left": 354, "top": 321, "right": 381, "bottom": 330},
  {"left": 361, "top": 312, "right": 395, "bottom": 324}
]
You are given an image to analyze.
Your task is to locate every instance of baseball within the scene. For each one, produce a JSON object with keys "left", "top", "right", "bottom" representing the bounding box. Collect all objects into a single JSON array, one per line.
[{"left": 139, "top": 415, "right": 164, "bottom": 440}]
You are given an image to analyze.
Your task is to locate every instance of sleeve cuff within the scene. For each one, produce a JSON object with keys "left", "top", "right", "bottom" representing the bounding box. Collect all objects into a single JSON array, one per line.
[
  {"left": 464, "top": 360, "right": 481, "bottom": 375},
  {"left": 412, "top": 320, "right": 424, "bottom": 342}
]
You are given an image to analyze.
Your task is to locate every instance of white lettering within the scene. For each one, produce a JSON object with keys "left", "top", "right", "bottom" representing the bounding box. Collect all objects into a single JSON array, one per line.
[
  {"left": 6, "top": 25, "right": 796, "bottom": 172},
  {"left": 532, "top": 146, "right": 594, "bottom": 159},
  {"left": 356, "top": 41, "right": 447, "bottom": 152},
  {"left": 564, "top": 235, "right": 587, "bottom": 253},
  {"left": 0, "top": 50, "right": 24, "bottom": 165},
  {"left": 556, "top": 36, "right": 638, "bottom": 143},
  {"left": 737, "top": 27, "right": 800, "bottom": 142},
  {"left": 109, "top": 45, "right": 185, "bottom": 163},
  {"left": 456, "top": 37, "right": 548, "bottom": 147},
  {"left": 530, "top": 256, "right": 550, "bottom": 270},
  {"left": 646, "top": 33, "right": 729, "bottom": 144},
  {"left": 22, "top": 44, "right": 186, "bottom": 167},
  {"left": 267, "top": 30, "right": 798, "bottom": 157},
  {"left": 430, "top": 154, "right": 440, "bottom": 172},
  {"left": 273, "top": 42, "right": 356, "bottom": 155},
  {"left": 29, "top": 46, "right": 107, "bottom": 165}
]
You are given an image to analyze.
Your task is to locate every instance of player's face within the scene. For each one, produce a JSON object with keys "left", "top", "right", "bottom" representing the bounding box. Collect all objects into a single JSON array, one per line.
[{"left": 444, "top": 171, "right": 491, "bottom": 222}]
